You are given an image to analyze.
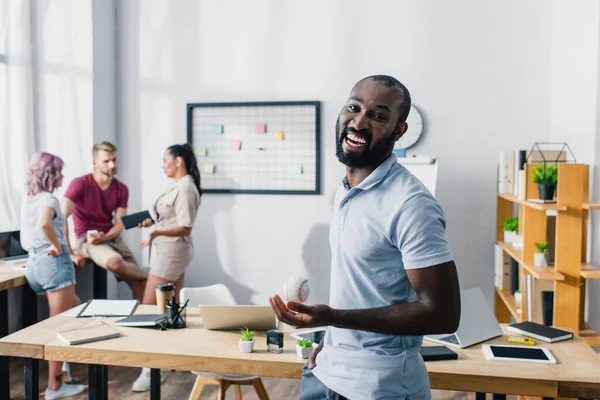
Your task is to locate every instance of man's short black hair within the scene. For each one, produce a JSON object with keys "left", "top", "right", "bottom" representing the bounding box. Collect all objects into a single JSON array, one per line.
[{"left": 361, "top": 75, "right": 411, "bottom": 122}]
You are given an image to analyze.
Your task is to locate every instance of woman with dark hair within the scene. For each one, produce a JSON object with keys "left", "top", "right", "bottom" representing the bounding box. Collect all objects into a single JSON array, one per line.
[
  {"left": 21, "top": 152, "right": 85, "bottom": 399},
  {"left": 131, "top": 143, "right": 201, "bottom": 392}
]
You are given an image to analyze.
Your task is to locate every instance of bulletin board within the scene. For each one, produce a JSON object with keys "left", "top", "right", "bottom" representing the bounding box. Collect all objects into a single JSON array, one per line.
[{"left": 187, "top": 101, "right": 321, "bottom": 194}]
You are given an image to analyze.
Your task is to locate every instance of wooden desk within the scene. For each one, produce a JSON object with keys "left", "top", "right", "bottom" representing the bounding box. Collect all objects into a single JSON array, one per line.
[
  {"left": 2, "top": 305, "right": 600, "bottom": 400},
  {"left": 0, "top": 261, "right": 37, "bottom": 400}
]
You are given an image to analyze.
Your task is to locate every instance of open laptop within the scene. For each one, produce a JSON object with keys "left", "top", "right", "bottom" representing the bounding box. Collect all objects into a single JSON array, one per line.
[
  {"left": 424, "top": 287, "right": 502, "bottom": 348},
  {"left": 0, "top": 230, "right": 28, "bottom": 268},
  {"left": 200, "top": 305, "right": 278, "bottom": 331}
]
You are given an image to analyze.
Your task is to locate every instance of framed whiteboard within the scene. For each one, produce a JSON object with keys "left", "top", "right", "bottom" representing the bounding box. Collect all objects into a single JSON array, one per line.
[{"left": 187, "top": 101, "right": 321, "bottom": 194}]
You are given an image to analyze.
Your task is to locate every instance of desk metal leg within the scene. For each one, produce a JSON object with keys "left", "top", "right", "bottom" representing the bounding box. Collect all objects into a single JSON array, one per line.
[
  {"left": 475, "top": 393, "right": 486, "bottom": 400},
  {"left": 150, "top": 368, "right": 161, "bottom": 400},
  {"left": 93, "top": 264, "right": 107, "bottom": 299},
  {"left": 25, "top": 358, "right": 39, "bottom": 400},
  {"left": 88, "top": 364, "right": 108, "bottom": 400},
  {"left": 22, "top": 284, "right": 38, "bottom": 327},
  {"left": 0, "top": 290, "right": 8, "bottom": 400}
]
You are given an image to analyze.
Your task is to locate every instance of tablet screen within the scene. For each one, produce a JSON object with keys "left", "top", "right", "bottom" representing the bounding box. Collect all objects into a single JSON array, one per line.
[
  {"left": 490, "top": 345, "right": 549, "bottom": 361},
  {"left": 294, "top": 329, "right": 326, "bottom": 343}
]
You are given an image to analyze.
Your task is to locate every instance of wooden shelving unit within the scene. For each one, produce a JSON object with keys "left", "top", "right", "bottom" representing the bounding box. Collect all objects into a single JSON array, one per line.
[
  {"left": 498, "top": 193, "right": 567, "bottom": 211},
  {"left": 495, "top": 162, "right": 600, "bottom": 347},
  {"left": 583, "top": 203, "right": 600, "bottom": 210},
  {"left": 496, "top": 241, "right": 564, "bottom": 280}
]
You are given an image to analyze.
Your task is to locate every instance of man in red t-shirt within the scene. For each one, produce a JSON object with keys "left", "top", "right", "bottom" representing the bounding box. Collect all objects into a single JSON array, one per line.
[{"left": 61, "top": 141, "right": 148, "bottom": 299}]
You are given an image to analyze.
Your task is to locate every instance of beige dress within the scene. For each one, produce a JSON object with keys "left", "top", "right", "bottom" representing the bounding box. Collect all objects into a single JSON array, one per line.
[{"left": 151, "top": 175, "right": 200, "bottom": 280}]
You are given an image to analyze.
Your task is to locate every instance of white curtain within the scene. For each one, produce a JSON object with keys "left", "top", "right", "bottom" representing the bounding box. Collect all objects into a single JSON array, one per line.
[
  {"left": 0, "top": 0, "right": 92, "bottom": 232},
  {"left": 34, "top": 0, "right": 93, "bottom": 196},
  {"left": 0, "top": 0, "right": 34, "bottom": 231}
]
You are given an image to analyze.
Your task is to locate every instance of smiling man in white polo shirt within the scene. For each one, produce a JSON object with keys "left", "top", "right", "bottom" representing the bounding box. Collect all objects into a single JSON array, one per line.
[{"left": 270, "top": 75, "right": 461, "bottom": 400}]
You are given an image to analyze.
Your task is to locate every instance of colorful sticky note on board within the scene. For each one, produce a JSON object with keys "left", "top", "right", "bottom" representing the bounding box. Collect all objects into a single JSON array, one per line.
[
  {"left": 204, "top": 163, "right": 215, "bottom": 173},
  {"left": 212, "top": 124, "right": 223, "bottom": 134},
  {"left": 230, "top": 140, "right": 242, "bottom": 150},
  {"left": 276, "top": 131, "right": 284, "bottom": 140},
  {"left": 295, "top": 165, "right": 304, "bottom": 174},
  {"left": 196, "top": 147, "right": 208, "bottom": 157},
  {"left": 255, "top": 123, "right": 267, "bottom": 133}
]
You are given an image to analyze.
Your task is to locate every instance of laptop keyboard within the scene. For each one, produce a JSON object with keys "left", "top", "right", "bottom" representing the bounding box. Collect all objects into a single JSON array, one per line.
[{"left": 440, "top": 334, "right": 459, "bottom": 345}]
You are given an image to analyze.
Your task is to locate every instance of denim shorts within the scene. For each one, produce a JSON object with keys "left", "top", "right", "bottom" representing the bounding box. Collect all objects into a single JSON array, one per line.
[{"left": 26, "top": 244, "right": 76, "bottom": 295}]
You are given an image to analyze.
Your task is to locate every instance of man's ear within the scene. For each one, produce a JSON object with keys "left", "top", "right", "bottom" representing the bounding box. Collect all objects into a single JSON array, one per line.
[{"left": 394, "top": 121, "right": 408, "bottom": 142}]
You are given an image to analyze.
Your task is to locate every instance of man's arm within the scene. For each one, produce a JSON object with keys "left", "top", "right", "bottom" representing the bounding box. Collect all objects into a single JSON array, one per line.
[
  {"left": 270, "top": 260, "right": 461, "bottom": 336},
  {"left": 100, "top": 207, "right": 126, "bottom": 241}
]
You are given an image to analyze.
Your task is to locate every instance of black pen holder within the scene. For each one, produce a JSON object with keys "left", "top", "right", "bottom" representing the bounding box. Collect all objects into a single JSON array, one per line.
[{"left": 167, "top": 304, "right": 187, "bottom": 329}]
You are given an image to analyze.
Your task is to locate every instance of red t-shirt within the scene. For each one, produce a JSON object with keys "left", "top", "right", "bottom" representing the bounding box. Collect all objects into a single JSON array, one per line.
[{"left": 64, "top": 174, "right": 129, "bottom": 239}]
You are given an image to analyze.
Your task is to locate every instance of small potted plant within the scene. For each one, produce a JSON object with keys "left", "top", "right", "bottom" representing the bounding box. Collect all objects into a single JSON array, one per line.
[
  {"left": 296, "top": 339, "right": 313, "bottom": 359},
  {"left": 514, "top": 289, "right": 522, "bottom": 306},
  {"left": 534, "top": 241, "right": 549, "bottom": 267},
  {"left": 239, "top": 327, "right": 256, "bottom": 353},
  {"left": 532, "top": 163, "right": 558, "bottom": 201},
  {"left": 503, "top": 217, "right": 519, "bottom": 244}
]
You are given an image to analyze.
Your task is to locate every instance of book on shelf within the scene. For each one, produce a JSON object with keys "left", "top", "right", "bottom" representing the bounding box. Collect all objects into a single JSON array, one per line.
[
  {"left": 506, "top": 321, "right": 573, "bottom": 343},
  {"left": 57, "top": 321, "right": 120, "bottom": 345}
]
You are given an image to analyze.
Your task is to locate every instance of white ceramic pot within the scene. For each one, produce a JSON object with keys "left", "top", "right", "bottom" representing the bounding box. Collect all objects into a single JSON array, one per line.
[
  {"left": 296, "top": 344, "right": 313, "bottom": 359},
  {"left": 534, "top": 252, "right": 548, "bottom": 267},
  {"left": 504, "top": 231, "right": 517, "bottom": 244},
  {"left": 239, "top": 339, "right": 255, "bottom": 353},
  {"left": 514, "top": 292, "right": 522, "bottom": 305}
]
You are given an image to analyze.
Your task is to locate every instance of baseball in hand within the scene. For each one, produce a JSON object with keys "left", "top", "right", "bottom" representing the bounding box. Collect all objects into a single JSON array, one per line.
[{"left": 283, "top": 276, "right": 310, "bottom": 303}]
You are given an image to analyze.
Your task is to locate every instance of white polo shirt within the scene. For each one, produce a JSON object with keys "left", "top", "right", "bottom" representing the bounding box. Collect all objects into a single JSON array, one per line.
[{"left": 312, "top": 154, "right": 454, "bottom": 400}]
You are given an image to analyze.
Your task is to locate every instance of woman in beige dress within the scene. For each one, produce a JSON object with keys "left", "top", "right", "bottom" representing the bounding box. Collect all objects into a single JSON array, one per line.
[{"left": 138, "top": 143, "right": 202, "bottom": 305}]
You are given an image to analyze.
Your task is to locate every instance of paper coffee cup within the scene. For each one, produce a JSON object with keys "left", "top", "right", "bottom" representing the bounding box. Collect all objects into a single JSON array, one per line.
[{"left": 156, "top": 283, "right": 175, "bottom": 314}]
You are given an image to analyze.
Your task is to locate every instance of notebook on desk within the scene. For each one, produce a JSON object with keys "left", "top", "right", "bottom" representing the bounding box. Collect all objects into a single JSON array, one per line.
[
  {"left": 114, "top": 314, "right": 168, "bottom": 328},
  {"left": 506, "top": 321, "right": 573, "bottom": 343},
  {"left": 57, "top": 321, "right": 120, "bottom": 345}
]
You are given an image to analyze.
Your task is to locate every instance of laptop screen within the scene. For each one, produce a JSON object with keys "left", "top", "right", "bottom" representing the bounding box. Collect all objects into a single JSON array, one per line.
[{"left": 0, "top": 231, "right": 27, "bottom": 261}]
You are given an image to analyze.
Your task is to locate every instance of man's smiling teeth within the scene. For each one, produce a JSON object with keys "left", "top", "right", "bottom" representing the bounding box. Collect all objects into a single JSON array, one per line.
[{"left": 347, "top": 132, "right": 367, "bottom": 144}]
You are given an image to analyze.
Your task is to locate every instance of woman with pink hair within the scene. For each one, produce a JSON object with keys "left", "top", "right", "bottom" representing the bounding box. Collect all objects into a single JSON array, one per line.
[{"left": 21, "top": 152, "right": 85, "bottom": 399}]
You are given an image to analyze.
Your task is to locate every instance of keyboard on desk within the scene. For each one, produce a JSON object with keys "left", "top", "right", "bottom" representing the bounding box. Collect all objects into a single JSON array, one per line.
[{"left": 438, "top": 334, "right": 459, "bottom": 345}]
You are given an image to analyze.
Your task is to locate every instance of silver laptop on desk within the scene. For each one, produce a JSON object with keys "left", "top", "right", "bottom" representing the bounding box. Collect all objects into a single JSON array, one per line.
[
  {"left": 200, "top": 305, "right": 278, "bottom": 331},
  {"left": 424, "top": 287, "right": 502, "bottom": 348}
]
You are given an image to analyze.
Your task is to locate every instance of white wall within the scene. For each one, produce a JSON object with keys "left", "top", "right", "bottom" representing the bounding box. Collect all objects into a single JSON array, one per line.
[{"left": 115, "top": 0, "right": 596, "bottom": 308}]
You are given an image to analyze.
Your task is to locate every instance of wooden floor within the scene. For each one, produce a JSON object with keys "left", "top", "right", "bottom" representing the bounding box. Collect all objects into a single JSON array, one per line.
[{"left": 8, "top": 358, "right": 516, "bottom": 399}]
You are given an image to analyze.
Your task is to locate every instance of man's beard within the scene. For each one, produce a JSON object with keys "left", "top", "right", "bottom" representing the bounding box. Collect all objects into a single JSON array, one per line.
[
  {"left": 335, "top": 119, "right": 396, "bottom": 168},
  {"left": 101, "top": 168, "right": 117, "bottom": 177}
]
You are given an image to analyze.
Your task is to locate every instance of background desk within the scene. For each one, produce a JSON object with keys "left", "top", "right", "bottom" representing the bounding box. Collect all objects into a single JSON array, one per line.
[
  {"left": 0, "top": 261, "right": 37, "bottom": 400},
  {"left": 2, "top": 305, "right": 600, "bottom": 399}
]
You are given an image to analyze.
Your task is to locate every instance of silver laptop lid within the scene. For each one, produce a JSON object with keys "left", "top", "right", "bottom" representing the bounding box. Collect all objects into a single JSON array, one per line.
[{"left": 425, "top": 287, "right": 502, "bottom": 348}]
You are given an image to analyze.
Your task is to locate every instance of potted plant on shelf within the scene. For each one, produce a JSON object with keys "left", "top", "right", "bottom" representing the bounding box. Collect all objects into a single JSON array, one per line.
[
  {"left": 514, "top": 289, "right": 522, "bottom": 306},
  {"left": 534, "top": 241, "right": 549, "bottom": 267},
  {"left": 503, "top": 217, "right": 519, "bottom": 244},
  {"left": 532, "top": 163, "right": 558, "bottom": 201},
  {"left": 296, "top": 339, "right": 313, "bottom": 359},
  {"left": 239, "top": 327, "right": 256, "bottom": 353}
]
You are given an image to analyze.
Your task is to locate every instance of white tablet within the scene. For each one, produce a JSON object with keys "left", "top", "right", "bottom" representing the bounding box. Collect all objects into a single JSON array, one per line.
[
  {"left": 482, "top": 344, "right": 556, "bottom": 364},
  {"left": 290, "top": 328, "right": 327, "bottom": 347}
]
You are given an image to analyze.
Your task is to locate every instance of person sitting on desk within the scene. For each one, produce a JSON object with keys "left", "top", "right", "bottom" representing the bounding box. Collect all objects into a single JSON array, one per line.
[
  {"left": 60, "top": 141, "right": 148, "bottom": 300},
  {"left": 21, "top": 152, "right": 85, "bottom": 400},
  {"left": 269, "top": 75, "right": 461, "bottom": 400},
  {"left": 131, "top": 143, "right": 201, "bottom": 392}
]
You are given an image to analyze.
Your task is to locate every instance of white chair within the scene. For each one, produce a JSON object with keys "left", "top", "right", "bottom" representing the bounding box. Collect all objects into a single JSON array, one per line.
[{"left": 181, "top": 284, "right": 269, "bottom": 400}]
